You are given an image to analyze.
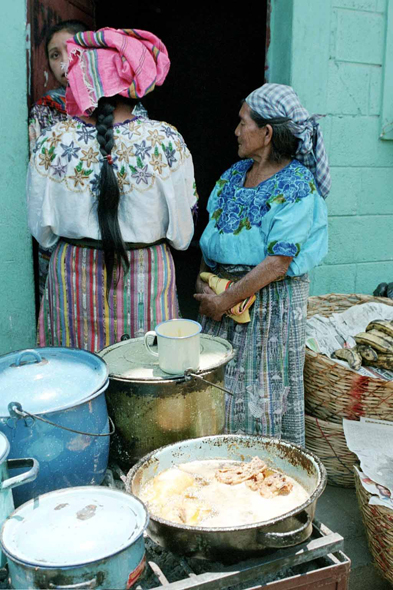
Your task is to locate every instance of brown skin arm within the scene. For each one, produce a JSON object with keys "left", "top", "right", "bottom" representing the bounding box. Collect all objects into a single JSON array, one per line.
[{"left": 194, "top": 255, "right": 293, "bottom": 321}]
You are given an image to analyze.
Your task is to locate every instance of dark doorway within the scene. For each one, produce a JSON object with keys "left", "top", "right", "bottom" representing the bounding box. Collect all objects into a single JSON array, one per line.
[{"left": 96, "top": 3, "right": 268, "bottom": 318}]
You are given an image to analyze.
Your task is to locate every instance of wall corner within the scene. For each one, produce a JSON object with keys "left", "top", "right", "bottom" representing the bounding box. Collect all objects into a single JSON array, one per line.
[{"left": 265, "top": 0, "right": 294, "bottom": 84}]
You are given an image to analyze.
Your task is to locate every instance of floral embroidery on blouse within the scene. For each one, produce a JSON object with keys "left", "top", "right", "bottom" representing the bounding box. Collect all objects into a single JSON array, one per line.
[
  {"left": 116, "top": 142, "right": 135, "bottom": 163},
  {"left": 38, "top": 145, "right": 56, "bottom": 170},
  {"left": 60, "top": 141, "right": 81, "bottom": 163},
  {"left": 51, "top": 158, "right": 67, "bottom": 179},
  {"left": 69, "top": 162, "right": 93, "bottom": 188},
  {"left": 150, "top": 148, "right": 168, "bottom": 174},
  {"left": 28, "top": 114, "right": 197, "bottom": 253},
  {"left": 28, "top": 88, "right": 67, "bottom": 153},
  {"left": 162, "top": 142, "right": 177, "bottom": 168},
  {"left": 211, "top": 159, "right": 317, "bottom": 236},
  {"left": 47, "top": 131, "right": 63, "bottom": 149},
  {"left": 59, "top": 119, "right": 78, "bottom": 133},
  {"left": 147, "top": 129, "right": 165, "bottom": 146},
  {"left": 76, "top": 126, "right": 96, "bottom": 144},
  {"left": 267, "top": 241, "right": 301, "bottom": 257},
  {"left": 134, "top": 140, "right": 152, "bottom": 161},
  {"left": 81, "top": 147, "right": 99, "bottom": 167},
  {"left": 33, "top": 118, "right": 191, "bottom": 196}
]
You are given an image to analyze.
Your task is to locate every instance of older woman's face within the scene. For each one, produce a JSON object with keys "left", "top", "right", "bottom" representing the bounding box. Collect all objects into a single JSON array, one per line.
[{"left": 235, "top": 102, "right": 268, "bottom": 159}]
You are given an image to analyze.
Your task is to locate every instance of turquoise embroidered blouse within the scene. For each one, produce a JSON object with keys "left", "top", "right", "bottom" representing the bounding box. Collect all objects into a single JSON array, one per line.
[{"left": 199, "top": 159, "right": 328, "bottom": 277}]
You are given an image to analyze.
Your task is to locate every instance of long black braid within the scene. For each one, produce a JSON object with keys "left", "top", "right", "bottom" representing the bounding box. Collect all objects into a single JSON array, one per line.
[{"left": 95, "top": 97, "right": 130, "bottom": 292}]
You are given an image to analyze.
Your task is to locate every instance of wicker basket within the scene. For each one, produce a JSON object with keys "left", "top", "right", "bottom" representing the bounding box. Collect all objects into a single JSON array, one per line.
[
  {"left": 354, "top": 467, "right": 393, "bottom": 584},
  {"left": 305, "top": 293, "right": 393, "bottom": 424},
  {"left": 305, "top": 414, "right": 358, "bottom": 487}
]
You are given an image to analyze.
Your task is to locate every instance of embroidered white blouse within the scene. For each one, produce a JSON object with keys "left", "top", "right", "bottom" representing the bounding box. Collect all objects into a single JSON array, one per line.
[{"left": 27, "top": 116, "right": 198, "bottom": 250}]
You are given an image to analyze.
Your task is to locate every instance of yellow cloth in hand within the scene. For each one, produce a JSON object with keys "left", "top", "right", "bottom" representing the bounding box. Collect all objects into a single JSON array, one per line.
[{"left": 200, "top": 272, "right": 256, "bottom": 323}]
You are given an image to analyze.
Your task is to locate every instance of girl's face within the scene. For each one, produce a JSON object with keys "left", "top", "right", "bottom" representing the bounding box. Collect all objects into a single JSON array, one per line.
[{"left": 47, "top": 30, "right": 73, "bottom": 87}]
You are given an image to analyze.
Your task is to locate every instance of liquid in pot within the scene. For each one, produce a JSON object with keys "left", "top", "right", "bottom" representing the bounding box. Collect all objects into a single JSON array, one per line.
[{"left": 139, "top": 458, "right": 309, "bottom": 527}]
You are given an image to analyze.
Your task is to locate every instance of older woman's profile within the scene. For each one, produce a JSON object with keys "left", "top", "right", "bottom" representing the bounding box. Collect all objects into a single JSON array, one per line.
[{"left": 195, "top": 83, "right": 330, "bottom": 446}]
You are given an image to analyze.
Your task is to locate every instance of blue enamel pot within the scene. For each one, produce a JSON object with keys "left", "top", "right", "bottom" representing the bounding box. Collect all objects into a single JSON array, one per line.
[
  {"left": 0, "top": 432, "right": 38, "bottom": 567},
  {"left": 0, "top": 348, "right": 110, "bottom": 506},
  {"left": 1, "top": 486, "right": 148, "bottom": 590}
]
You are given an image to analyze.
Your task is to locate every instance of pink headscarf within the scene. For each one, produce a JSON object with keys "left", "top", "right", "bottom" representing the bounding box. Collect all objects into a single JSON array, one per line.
[{"left": 65, "top": 28, "right": 170, "bottom": 117}]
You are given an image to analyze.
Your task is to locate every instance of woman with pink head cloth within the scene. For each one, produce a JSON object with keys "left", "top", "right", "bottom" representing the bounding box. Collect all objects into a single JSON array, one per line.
[{"left": 27, "top": 28, "right": 197, "bottom": 351}]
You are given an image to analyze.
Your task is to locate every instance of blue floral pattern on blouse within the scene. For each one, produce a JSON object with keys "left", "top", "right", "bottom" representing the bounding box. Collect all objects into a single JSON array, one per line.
[
  {"left": 212, "top": 159, "right": 316, "bottom": 237},
  {"left": 200, "top": 159, "right": 328, "bottom": 276},
  {"left": 268, "top": 241, "right": 300, "bottom": 257}
]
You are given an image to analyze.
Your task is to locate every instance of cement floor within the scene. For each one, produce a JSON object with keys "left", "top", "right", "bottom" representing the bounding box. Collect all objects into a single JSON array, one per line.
[{"left": 316, "top": 485, "right": 392, "bottom": 589}]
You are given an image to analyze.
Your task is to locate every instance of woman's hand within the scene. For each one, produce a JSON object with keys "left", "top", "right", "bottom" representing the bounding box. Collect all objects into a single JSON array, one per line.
[
  {"left": 195, "top": 274, "right": 215, "bottom": 296},
  {"left": 194, "top": 292, "right": 226, "bottom": 321}
]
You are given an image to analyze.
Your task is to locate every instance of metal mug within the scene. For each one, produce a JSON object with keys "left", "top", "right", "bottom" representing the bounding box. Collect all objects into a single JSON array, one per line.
[{"left": 144, "top": 319, "right": 202, "bottom": 375}]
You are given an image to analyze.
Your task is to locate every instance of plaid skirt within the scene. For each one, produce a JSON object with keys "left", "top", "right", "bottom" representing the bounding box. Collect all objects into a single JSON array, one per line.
[
  {"left": 200, "top": 265, "right": 309, "bottom": 445},
  {"left": 38, "top": 240, "right": 180, "bottom": 352}
]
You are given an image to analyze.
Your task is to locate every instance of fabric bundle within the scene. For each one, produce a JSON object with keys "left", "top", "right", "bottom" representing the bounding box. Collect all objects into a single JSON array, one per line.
[
  {"left": 35, "top": 88, "right": 67, "bottom": 114},
  {"left": 200, "top": 272, "right": 256, "bottom": 323},
  {"left": 245, "top": 83, "right": 331, "bottom": 198},
  {"left": 65, "top": 28, "right": 170, "bottom": 117}
]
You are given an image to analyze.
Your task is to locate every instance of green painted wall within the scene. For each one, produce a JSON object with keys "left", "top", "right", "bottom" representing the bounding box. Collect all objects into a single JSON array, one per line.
[
  {"left": 0, "top": 3, "right": 36, "bottom": 354},
  {"left": 267, "top": 0, "right": 393, "bottom": 296}
]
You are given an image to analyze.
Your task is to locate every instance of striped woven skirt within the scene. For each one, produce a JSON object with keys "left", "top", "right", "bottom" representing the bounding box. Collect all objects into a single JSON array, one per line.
[
  {"left": 38, "top": 240, "right": 180, "bottom": 352},
  {"left": 38, "top": 245, "right": 55, "bottom": 299},
  {"left": 199, "top": 265, "right": 309, "bottom": 446}
]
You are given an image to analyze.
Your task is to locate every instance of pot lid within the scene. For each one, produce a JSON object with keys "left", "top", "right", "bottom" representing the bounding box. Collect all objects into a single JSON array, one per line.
[
  {"left": 0, "top": 432, "right": 9, "bottom": 464},
  {"left": 99, "top": 334, "right": 234, "bottom": 382},
  {"left": 0, "top": 348, "right": 109, "bottom": 417},
  {"left": 1, "top": 486, "right": 148, "bottom": 567}
]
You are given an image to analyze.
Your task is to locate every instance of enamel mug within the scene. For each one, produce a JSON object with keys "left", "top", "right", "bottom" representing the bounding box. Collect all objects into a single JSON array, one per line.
[{"left": 144, "top": 319, "right": 202, "bottom": 375}]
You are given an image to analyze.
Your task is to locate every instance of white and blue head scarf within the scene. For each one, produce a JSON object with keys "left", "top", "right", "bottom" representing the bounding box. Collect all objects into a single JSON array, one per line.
[{"left": 245, "top": 83, "right": 331, "bottom": 198}]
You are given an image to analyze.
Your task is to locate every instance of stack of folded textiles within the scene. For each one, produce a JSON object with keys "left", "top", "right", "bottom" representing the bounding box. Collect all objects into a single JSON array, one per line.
[{"left": 199, "top": 272, "right": 256, "bottom": 324}]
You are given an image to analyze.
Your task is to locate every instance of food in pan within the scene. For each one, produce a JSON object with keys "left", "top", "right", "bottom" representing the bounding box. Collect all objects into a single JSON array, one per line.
[{"left": 139, "top": 456, "right": 309, "bottom": 527}]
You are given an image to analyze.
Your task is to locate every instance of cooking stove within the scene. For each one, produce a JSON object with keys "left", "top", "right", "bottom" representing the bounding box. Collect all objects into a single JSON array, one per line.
[
  {"left": 135, "top": 520, "right": 350, "bottom": 590},
  {"left": 0, "top": 468, "right": 349, "bottom": 590},
  {"left": 0, "top": 521, "right": 349, "bottom": 590}
]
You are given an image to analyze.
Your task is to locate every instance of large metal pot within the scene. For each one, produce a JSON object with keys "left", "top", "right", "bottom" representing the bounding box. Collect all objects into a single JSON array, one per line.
[
  {"left": 0, "top": 432, "right": 38, "bottom": 567},
  {"left": 0, "top": 348, "right": 110, "bottom": 506},
  {"left": 127, "top": 434, "right": 327, "bottom": 562},
  {"left": 99, "top": 335, "right": 234, "bottom": 467},
  {"left": 1, "top": 486, "right": 148, "bottom": 590}
]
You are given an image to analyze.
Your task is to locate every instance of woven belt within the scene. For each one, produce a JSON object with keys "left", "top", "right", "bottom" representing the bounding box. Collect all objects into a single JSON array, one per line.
[
  {"left": 218, "top": 270, "right": 304, "bottom": 283},
  {"left": 61, "top": 237, "right": 166, "bottom": 250},
  {"left": 218, "top": 268, "right": 288, "bottom": 283}
]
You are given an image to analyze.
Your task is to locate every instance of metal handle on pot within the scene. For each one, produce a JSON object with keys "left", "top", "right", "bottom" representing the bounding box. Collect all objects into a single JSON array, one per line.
[
  {"left": 256, "top": 511, "right": 312, "bottom": 548},
  {"left": 1, "top": 458, "right": 39, "bottom": 490},
  {"left": 8, "top": 403, "right": 116, "bottom": 438},
  {"left": 15, "top": 349, "right": 43, "bottom": 366},
  {"left": 184, "top": 370, "right": 234, "bottom": 396},
  {"left": 48, "top": 578, "right": 97, "bottom": 589}
]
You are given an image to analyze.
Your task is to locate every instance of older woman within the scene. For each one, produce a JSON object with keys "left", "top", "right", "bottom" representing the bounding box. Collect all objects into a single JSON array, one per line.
[
  {"left": 27, "top": 28, "right": 197, "bottom": 351},
  {"left": 194, "top": 84, "right": 329, "bottom": 446}
]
